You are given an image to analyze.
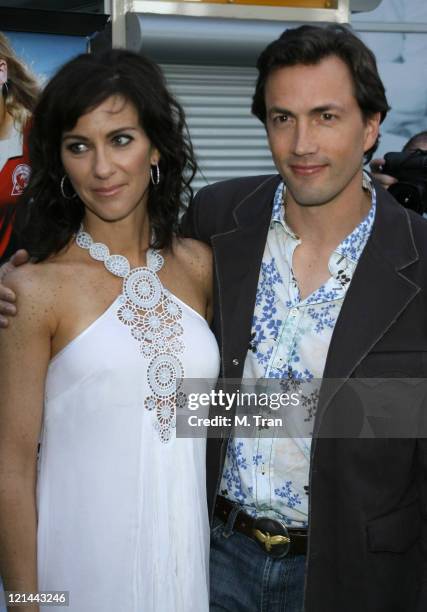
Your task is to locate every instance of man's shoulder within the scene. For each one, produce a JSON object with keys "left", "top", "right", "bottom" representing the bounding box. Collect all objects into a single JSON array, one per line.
[
  {"left": 195, "top": 174, "right": 280, "bottom": 206},
  {"left": 183, "top": 174, "right": 280, "bottom": 242},
  {"left": 374, "top": 181, "right": 427, "bottom": 253},
  {"left": 383, "top": 201, "right": 427, "bottom": 278},
  {"left": 405, "top": 208, "right": 427, "bottom": 255}
]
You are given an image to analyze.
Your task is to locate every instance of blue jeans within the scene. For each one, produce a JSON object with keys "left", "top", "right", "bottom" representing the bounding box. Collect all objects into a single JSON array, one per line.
[{"left": 210, "top": 515, "right": 306, "bottom": 612}]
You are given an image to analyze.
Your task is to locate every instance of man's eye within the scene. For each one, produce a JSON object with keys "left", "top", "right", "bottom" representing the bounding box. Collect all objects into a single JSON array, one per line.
[
  {"left": 112, "top": 134, "right": 133, "bottom": 146},
  {"left": 321, "top": 113, "right": 336, "bottom": 121},
  {"left": 67, "top": 142, "right": 88, "bottom": 154},
  {"left": 273, "top": 114, "right": 289, "bottom": 124}
]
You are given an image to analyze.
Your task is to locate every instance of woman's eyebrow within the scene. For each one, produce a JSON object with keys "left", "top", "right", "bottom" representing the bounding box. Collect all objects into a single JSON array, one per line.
[{"left": 62, "top": 126, "right": 139, "bottom": 141}]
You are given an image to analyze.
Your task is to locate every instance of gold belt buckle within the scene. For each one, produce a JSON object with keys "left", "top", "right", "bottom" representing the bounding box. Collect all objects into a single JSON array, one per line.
[{"left": 252, "top": 518, "right": 291, "bottom": 558}]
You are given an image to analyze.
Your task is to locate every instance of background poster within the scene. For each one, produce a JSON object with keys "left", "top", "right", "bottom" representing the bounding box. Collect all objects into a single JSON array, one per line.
[
  {"left": 353, "top": 0, "right": 427, "bottom": 156},
  {"left": 3, "top": 30, "right": 87, "bottom": 86}
]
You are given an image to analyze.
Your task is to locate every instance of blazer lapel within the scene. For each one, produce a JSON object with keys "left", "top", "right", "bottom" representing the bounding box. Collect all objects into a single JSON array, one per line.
[
  {"left": 211, "top": 175, "right": 281, "bottom": 372},
  {"left": 319, "top": 186, "right": 420, "bottom": 416}
]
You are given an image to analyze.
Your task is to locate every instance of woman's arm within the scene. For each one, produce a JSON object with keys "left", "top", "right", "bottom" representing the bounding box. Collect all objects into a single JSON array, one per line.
[{"left": 0, "top": 264, "right": 54, "bottom": 611}]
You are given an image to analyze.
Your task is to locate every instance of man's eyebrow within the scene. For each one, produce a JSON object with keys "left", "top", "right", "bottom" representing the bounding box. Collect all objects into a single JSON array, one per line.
[
  {"left": 310, "top": 104, "right": 345, "bottom": 113},
  {"left": 268, "top": 106, "right": 295, "bottom": 117},
  {"left": 267, "top": 103, "right": 345, "bottom": 117},
  {"left": 62, "top": 126, "right": 139, "bottom": 141}
]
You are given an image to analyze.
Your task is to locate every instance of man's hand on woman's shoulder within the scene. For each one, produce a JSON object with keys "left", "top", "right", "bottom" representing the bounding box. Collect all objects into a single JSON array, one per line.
[{"left": 0, "top": 250, "right": 30, "bottom": 327}]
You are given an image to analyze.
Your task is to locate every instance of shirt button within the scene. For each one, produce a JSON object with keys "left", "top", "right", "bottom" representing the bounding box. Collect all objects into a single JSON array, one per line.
[
  {"left": 290, "top": 308, "right": 298, "bottom": 317},
  {"left": 232, "top": 358, "right": 240, "bottom": 366}
]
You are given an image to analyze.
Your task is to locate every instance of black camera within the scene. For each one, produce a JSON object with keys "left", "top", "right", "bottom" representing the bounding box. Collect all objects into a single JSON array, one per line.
[{"left": 380, "top": 149, "right": 427, "bottom": 214}]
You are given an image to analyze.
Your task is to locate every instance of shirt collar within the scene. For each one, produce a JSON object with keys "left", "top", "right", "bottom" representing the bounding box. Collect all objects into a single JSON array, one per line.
[
  {"left": 270, "top": 171, "right": 376, "bottom": 264},
  {"left": 335, "top": 172, "right": 376, "bottom": 264},
  {"left": 270, "top": 180, "right": 298, "bottom": 239}
]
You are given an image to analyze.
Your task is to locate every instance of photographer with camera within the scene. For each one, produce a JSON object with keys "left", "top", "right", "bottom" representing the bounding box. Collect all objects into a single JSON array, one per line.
[{"left": 370, "top": 130, "right": 427, "bottom": 214}]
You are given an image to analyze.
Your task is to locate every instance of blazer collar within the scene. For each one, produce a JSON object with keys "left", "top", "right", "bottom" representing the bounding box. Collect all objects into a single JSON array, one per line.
[
  {"left": 319, "top": 182, "right": 420, "bottom": 416},
  {"left": 211, "top": 175, "right": 281, "bottom": 371},
  {"left": 231, "top": 174, "right": 282, "bottom": 229}
]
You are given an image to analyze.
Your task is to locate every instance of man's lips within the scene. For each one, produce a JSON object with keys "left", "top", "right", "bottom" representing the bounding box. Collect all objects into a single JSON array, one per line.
[
  {"left": 92, "top": 184, "right": 125, "bottom": 196},
  {"left": 289, "top": 164, "right": 327, "bottom": 176}
]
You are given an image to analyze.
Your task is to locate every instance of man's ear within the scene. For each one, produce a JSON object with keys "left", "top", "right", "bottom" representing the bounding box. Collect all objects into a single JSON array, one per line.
[
  {"left": 0, "top": 59, "right": 8, "bottom": 86},
  {"left": 363, "top": 112, "right": 381, "bottom": 155}
]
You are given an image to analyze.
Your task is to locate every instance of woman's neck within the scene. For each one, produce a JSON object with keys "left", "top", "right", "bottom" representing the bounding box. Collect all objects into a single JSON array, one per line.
[
  {"left": 82, "top": 211, "right": 152, "bottom": 268},
  {"left": 0, "top": 103, "right": 13, "bottom": 140}
]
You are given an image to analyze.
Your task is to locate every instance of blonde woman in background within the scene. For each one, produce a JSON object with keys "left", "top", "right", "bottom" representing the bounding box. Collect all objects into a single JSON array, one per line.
[{"left": 0, "top": 32, "right": 38, "bottom": 264}]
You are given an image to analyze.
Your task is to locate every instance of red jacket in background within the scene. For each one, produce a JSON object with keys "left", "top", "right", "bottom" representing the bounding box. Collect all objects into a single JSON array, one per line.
[{"left": 0, "top": 122, "right": 31, "bottom": 262}]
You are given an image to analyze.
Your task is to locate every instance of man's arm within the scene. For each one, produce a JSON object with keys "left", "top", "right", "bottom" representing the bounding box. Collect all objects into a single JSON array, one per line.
[
  {"left": 0, "top": 265, "right": 52, "bottom": 611},
  {"left": 0, "top": 250, "right": 29, "bottom": 327}
]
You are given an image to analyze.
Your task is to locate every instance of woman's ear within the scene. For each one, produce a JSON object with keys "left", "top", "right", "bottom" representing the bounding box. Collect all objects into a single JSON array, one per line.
[{"left": 150, "top": 148, "right": 160, "bottom": 167}]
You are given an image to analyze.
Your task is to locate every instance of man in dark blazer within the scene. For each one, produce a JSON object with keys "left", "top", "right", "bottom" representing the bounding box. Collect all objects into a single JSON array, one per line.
[{"left": 183, "top": 25, "right": 427, "bottom": 612}]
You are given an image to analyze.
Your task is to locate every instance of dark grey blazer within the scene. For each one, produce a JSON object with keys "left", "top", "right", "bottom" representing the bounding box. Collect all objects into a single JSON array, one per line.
[{"left": 183, "top": 174, "right": 427, "bottom": 612}]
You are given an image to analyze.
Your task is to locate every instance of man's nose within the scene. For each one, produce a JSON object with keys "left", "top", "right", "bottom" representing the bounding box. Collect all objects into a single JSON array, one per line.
[{"left": 292, "top": 121, "right": 318, "bottom": 157}]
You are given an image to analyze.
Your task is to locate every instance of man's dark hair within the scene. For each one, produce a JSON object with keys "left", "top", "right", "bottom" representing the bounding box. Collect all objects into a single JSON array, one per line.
[
  {"left": 252, "top": 24, "right": 390, "bottom": 162},
  {"left": 17, "top": 49, "right": 197, "bottom": 261}
]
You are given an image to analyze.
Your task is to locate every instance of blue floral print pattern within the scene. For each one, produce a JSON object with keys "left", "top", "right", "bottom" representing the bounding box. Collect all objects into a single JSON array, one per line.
[{"left": 274, "top": 481, "right": 302, "bottom": 509}]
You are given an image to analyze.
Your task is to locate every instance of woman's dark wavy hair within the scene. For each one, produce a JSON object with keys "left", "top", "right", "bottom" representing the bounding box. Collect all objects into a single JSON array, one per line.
[
  {"left": 252, "top": 24, "right": 390, "bottom": 162},
  {"left": 17, "top": 49, "right": 197, "bottom": 261}
]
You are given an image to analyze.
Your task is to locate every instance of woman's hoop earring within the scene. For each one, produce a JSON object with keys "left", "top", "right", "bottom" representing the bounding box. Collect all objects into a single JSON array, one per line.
[
  {"left": 150, "top": 163, "right": 160, "bottom": 186},
  {"left": 60, "top": 175, "right": 77, "bottom": 200},
  {"left": 1, "top": 81, "right": 9, "bottom": 98}
]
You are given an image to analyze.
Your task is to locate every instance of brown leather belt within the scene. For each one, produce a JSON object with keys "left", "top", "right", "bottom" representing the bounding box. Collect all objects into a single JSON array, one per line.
[{"left": 214, "top": 495, "right": 307, "bottom": 558}]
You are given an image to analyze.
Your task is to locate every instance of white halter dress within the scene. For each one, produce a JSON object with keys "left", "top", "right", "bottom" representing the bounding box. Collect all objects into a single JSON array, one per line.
[{"left": 36, "top": 233, "right": 220, "bottom": 611}]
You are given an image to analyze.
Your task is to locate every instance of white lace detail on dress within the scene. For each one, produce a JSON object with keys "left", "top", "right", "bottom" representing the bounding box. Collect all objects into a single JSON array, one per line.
[{"left": 75, "top": 228, "right": 184, "bottom": 443}]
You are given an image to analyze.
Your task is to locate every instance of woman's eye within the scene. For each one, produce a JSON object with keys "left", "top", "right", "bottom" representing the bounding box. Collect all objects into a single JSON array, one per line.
[
  {"left": 67, "top": 142, "right": 88, "bottom": 154},
  {"left": 112, "top": 134, "right": 133, "bottom": 146}
]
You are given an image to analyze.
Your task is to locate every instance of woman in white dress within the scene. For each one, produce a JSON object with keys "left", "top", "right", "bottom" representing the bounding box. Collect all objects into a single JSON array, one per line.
[{"left": 0, "top": 50, "right": 219, "bottom": 612}]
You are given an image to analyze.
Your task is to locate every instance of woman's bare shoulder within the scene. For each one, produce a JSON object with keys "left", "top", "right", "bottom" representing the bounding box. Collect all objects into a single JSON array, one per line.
[
  {"left": 4, "top": 260, "right": 57, "bottom": 294},
  {"left": 172, "top": 236, "right": 213, "bottom": 272},
  {"left": 4, "top": 242, "right": 84, "bottom": 296},
  {"left": 3, "top": 261, "right": 60, "bottom": 329}
]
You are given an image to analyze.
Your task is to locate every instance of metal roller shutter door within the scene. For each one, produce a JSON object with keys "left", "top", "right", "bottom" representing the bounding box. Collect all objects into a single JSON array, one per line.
[{"left": 161, "top": 63, "right": 277, "bottom": 192}]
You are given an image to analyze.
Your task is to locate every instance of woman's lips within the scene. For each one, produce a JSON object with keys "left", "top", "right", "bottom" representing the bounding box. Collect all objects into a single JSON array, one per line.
[
  {"left": 93, "top": 185, "right": 124, "bottom": 196},
  {"left": 290, "top": 165, "right": 327, "bottom": 176}
]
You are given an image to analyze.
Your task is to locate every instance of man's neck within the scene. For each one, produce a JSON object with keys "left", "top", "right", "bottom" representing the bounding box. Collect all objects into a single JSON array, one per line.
[{"left": 285, "top": 182, "right": 372, "bottom": 253}]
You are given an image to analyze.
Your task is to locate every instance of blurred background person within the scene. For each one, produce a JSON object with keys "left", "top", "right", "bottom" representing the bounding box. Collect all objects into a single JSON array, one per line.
[
  {"left": 370, "top": 130, "right": 427, "bottom": 189},
  {"left": 370, "top": 131, "right": 427, "bottom": 216},
  {"left": 0, "top": 32, "right": 38, "bottom": 264}
]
